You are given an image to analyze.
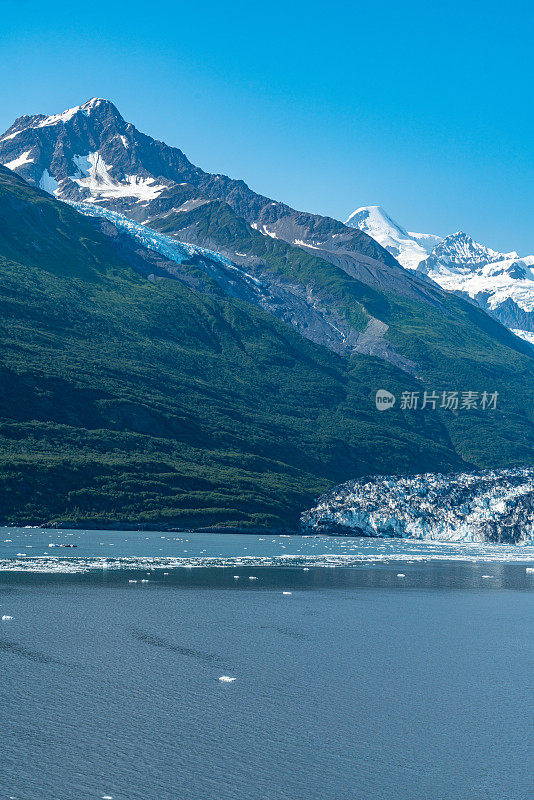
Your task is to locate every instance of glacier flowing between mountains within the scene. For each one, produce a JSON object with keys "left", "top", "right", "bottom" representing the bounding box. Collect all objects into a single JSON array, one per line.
[
  {"left": 301, "top": 469, "right": 534, "bottom": 543},
  {"left": 67, "top": 201, "right": 248, "bottom": 273}
]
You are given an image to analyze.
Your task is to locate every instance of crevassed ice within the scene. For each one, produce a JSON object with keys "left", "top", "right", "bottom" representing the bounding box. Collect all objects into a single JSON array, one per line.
[{"left": 67, "top": 201, "right": 262, "bottom": 291}]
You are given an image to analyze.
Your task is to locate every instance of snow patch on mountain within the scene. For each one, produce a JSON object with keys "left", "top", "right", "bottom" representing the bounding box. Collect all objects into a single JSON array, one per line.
[
  {"left": 301, "top": 469, "right": 534, "bottom": 543},
  {"left": 69, "top": 152, "right": 167, "bottom": 202},
  {"left": 0, "top": 129, "right": 24, "bottom": 143},
  {"left": 2, "top": 149, "right": 34, "bottom": 171},
  {"left": 513, "top": 329, "right": 534, "bottom": 346}
]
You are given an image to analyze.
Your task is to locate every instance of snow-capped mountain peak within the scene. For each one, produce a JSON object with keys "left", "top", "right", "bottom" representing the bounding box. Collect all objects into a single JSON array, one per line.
[
  {"left": 346, "top": 205, "right": 409, "bottom": 239},
  {"left": 0, "top": 98, "right": 175, "bottom": 210},
  {"left": 345, "top": 205, "right": 442, "bottom": 270}
]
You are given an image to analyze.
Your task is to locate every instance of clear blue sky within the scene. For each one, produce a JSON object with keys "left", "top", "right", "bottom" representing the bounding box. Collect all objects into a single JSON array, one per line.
[{"left": 2, "top": 0, "right": 533, "bottom": 252}]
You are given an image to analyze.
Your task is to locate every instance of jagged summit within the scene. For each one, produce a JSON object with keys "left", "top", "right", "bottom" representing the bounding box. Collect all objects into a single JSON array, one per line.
[
  {"left": 2, "top": 98, "right": 120, "bottom": 138},
  {"left": 418, "top": 230, "right": 518, "bottom": 275}
]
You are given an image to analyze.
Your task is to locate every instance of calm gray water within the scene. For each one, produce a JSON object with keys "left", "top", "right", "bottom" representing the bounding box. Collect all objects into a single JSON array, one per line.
[{"left": 1, "top": 528, "right": 533, "bottom": 800}]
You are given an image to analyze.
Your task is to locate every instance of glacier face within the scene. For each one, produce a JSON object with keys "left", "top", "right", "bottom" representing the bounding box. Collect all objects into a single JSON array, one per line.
[
  {"left": 301, "top": 469, "right": 534, "bottom": 543},
  {"left": 346, "top": 207, "right": 534, "bottom": 345}
]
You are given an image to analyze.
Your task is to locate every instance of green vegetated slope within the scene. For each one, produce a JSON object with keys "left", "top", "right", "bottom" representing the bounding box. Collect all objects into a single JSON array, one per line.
[
  {"left": 0, "top": 167, "right": 463, "bottom": 529},
  {"left": 155, "top": 200, "right": 534, "bottom": 467},
  {"left": 0, "top": 166, "right": 532, "bottom": 529}
]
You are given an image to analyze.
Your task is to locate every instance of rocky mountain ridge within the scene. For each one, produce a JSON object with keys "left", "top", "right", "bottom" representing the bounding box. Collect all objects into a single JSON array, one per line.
[{"left": 0, "top": 98, "right": 453, "bottom": 305}]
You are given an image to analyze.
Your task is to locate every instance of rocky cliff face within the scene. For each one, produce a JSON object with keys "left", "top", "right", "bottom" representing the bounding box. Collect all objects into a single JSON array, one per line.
[{"left": 301, "top": 469, "right": 534, "bottom": 543}]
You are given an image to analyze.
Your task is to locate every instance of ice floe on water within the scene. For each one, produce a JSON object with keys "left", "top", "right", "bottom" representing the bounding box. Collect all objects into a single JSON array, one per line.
[
  {"left": 1, "top": 528, "right": 533, "bottom": 573},
  {"left": 218, "top": 676, "right": 236, "bottom": 683},
  {"left": 0, "top": 546, "right": 532, "bottom": 574}
]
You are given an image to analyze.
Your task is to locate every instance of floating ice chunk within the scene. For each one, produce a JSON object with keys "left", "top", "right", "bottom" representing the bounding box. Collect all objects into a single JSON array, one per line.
[
  {"left": 16, "top": 553, "right": 26, "bottom": 556},
  {"left": 218, "top": 676, "right": 236, "bottom": 682},
  {"left": 102, "top": 795, "right": 113, "bottom": 799},
  {"left": 526, "top": 567, "right": 534, "bottom": 573},
  {"left": 397, "top": 573, "right": 406, "bottom": 578},
  {"left": 128, "top": 580, "right": 137, "bottom": 584},
  {"left": 2, "top": 615, "right": 13, "bottom": 621},
  {"left": 282, "top": 591, "right": 292, "bottom": 595},
  {"left": 233, "top": 575, "right": 240, "bottom": 579},
  {"left": 303, "top": 567, "right": 310, "bottom": 571},
  {"left": 481, "top": 575, "right": 493, "bottom": 579},
  {"left": 248, "top": 576, "right": 257, "bottom": 580},
  {"left": 163, "top": 572, "right": 169, "bottom": 575}
]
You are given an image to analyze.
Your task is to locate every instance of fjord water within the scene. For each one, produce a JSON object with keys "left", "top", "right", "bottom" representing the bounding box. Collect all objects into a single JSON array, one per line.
[{"left": 1, "top": 529, "right": 533, "bottom": 800}]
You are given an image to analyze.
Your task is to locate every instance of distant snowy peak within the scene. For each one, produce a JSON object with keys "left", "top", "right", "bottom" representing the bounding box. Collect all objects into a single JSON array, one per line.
[
  {"left": 416, "top": 231, "right": 534, "bottom": 335},
  {"left": 346, "top": 206, "right": 534, "bottom": 344},
  {"left": 418, "top": 231, "right": 518, "bottom": 276},
  {"left": 345, "top": 206, "right": 441, "bottom": 270}
]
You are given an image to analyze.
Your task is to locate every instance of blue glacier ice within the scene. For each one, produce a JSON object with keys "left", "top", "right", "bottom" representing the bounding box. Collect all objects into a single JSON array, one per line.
[{"left": 66, "top": 201, "right": 261, "bottom": 286}]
